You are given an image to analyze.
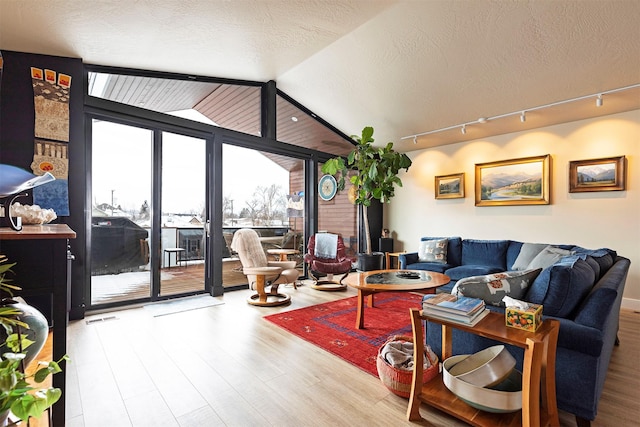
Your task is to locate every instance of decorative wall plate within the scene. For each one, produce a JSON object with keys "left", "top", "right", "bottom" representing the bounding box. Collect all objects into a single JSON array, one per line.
[{"left": 318, "top": 174, "right": 337, "bottom": 201}]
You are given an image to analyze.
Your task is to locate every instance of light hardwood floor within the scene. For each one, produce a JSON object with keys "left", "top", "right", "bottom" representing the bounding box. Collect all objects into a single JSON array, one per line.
[{"left": 65, "top": 283, "right": 640, "bottom": 427}]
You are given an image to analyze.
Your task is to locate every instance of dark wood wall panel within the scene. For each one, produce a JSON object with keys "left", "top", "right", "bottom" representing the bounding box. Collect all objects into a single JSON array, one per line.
[{"left": 0, "top": 49, "right": 86, "bottom": 320}]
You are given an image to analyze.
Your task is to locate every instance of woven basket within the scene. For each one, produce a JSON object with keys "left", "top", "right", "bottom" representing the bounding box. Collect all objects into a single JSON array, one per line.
[{"left": 376, "top": 335, "right": 439, "bottom": 398}]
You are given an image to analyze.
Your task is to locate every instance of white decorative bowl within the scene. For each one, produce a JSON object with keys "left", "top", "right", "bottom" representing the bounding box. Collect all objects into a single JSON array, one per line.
[
  {"left": 448, "top": 344, "right": 516, "bottom": 387},
  {"left": 443, "top": 354, "right": 522, "bottom": 413}
]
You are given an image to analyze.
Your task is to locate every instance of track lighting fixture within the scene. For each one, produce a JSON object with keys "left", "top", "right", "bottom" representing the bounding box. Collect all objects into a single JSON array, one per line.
[{"left": 401, "top": 83, "right": 639, "bottom": 144}]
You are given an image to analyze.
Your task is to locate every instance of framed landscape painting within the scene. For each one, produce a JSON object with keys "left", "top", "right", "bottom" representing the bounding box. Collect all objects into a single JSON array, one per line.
[
  {"left": 569, "top": 156, "right": 626, "bottom": 193},
  {"left": 435, "top": 173, "right": 464, "bottom": 199},
  {"left": 475, "top": 154, "right": 550, "bottom": 206}
]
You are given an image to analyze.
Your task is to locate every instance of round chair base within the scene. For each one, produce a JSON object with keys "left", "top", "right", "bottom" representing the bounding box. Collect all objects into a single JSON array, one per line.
[
  {"left": 247, "top": 292, "right": 291, "bottom": 307},
  {"left": 310, "top": 281, "right": 347, "bottom": 291}
]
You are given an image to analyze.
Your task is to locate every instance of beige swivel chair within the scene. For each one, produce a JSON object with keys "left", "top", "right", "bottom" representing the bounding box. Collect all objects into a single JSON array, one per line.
[{"left": 230, "top": 228, "right": 299, "bottom": 306}]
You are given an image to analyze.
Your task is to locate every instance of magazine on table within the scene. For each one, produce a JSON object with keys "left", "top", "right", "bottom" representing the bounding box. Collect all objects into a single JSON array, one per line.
[
  {"left": 423, "top": 307, "right": 490, "bottom": 327},
  {"left": 422, "top": 303, "right": 487, "bottom": 323},
  {"left": 421, "top": 301, "right": 486, "bottom": 322},
  {"left": 422, "top": 293, "right": 485, "bottom": 315}
]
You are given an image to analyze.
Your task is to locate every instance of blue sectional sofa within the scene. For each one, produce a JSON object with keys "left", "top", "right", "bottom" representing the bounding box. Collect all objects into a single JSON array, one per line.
[{"left": 399, "top": 237, "right": 630, "bottom": 426}]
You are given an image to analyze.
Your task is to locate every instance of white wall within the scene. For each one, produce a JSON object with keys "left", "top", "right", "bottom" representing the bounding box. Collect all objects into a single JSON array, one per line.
[{"left": 387, "top": 109, "right": 640, "bottom": 309}]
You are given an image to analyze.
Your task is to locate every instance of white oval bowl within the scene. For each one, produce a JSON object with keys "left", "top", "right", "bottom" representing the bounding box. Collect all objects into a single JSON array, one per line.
[
  {"left": 443, "top": 354, "right": 522, "bottom": 413},
  {"left": 448, "top": 344, "right": 516, "bottom": 387}
]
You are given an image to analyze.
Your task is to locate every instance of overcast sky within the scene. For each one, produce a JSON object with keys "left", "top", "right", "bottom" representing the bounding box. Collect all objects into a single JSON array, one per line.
[{"left": 92, "top": 110, "right": 288, "bottom": 217}]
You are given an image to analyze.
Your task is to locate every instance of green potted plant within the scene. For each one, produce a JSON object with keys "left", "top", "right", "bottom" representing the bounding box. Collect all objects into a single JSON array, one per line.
[
  {"left": 0, "top": 255, "right": 66, "bottom": 425},
  {"left": 321, "top": 126, "right": 412, "bottom": 270}
]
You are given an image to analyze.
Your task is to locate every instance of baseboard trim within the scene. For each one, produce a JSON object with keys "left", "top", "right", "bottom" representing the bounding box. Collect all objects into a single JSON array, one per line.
[{"left": 621, "top": 297, "right": 640, "bottom": 312}]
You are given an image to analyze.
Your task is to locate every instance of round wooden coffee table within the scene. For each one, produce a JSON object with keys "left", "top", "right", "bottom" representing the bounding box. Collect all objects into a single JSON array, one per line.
[{"left": 344, "top": 269, "right": 450, "bottom": 329}]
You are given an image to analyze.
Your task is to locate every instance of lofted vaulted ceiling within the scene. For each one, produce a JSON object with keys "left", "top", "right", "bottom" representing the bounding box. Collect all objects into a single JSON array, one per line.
[{"left": 1, "top": 0, "right": 639, "bottom": 152}]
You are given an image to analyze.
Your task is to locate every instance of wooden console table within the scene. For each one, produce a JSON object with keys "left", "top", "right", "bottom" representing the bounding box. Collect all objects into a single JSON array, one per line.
[
  {"left": 0, "top": 224, "right": 76, "bottom": 426},
  {"left": 407, "top": 308, "right": 560, "bottom": 427}
]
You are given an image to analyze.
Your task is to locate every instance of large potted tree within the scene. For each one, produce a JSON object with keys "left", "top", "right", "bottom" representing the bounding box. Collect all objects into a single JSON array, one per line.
[{"left": 321, "top": 126, "right": 412, "bottom": 270}]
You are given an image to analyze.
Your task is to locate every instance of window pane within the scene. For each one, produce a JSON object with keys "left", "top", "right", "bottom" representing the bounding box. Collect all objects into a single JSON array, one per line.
[
  {"left": 222, "top": 145, "right": 304, "bottom": 287},
  {"left": 160, "top": 132, "right": 207, "bottom": 296}
]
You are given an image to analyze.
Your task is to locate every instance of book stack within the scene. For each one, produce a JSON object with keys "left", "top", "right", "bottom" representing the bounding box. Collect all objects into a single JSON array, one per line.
[{"left": 422, "top": 294, "right": 489, "bottom": 326}]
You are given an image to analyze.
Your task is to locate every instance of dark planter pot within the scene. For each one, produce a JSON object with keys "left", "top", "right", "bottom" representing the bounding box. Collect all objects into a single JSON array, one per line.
[{"left": 357, "top": 252, "right": 384, "bottom": 271}]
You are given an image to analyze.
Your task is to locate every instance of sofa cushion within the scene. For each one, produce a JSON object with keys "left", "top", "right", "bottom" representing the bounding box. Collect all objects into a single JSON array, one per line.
[
  {"left": 506, "top": 241, "right": 523, "bottom": 270},
  {"left": 445, "top": 265, "right": 504, "bottom": 281},
  {"left": 418, "top": 238, "right": 448, "bottom": 263},
  {"left": 571, "top": 247, "right": 615, "bottom": 278},
  {"left": 461, "top": 239, "right": 509, "bottom": 270},
  {"left": 452, "top": 268, "right": 542, "bottom": 306},
  {"left": 574, "top": 258, "right": 625, "bottom": 328},
  {"left": 512, "top": 243, "right": 549, "bottom": 270},
  {"left": 526, "top": 246, "right": 574, "bottom": 270},
  {"left": 525, "top": 256, "right": 596, "bottom": 317},
  {"left": 406, "top": 262, "right": 452, "bottom": 273},
  {"left": 436, "top": 281, "right": 456, "bottom": 294},
  {"left": 580, "top": 255, "right": 601, "bottom": 280},
  {"left": 421, "top": 236, "right": 463, "bottom": 266},
  {"left": 574, "top": 286, "right": 618, "bottom": 329}
]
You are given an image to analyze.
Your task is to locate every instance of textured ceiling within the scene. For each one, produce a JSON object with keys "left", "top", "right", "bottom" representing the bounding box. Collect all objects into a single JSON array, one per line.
[{"left": 1, "top": 0, "right": 639, "bottom": 152}]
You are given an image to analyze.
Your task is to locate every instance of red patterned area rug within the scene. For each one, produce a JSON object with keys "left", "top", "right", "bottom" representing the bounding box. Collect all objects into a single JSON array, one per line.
[{"left": 264, "top": 292, "right": 422, "bottom": 377}]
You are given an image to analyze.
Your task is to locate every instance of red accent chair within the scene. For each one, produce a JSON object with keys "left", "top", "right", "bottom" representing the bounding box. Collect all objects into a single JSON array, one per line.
[{"left": 304, "top": 233, "right": 352, "bottom": 291}]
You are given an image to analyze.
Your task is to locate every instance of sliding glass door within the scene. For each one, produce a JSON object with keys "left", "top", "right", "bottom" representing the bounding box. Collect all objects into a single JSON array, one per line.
[
  {"left": 90, "top": 119, "right": 210, "bottom": 306},
  {"left": 160, "top": 131, "right": 207, "bottom": 296},
  {"left": 90, "top": 120, "right": 153, "bottom": 305}
]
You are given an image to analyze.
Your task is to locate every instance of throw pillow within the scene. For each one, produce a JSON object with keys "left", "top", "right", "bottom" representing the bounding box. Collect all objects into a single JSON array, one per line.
[
  {"left": 526, "top": 246, "right": 574, "bottom": 270},
  {"left": 512, "top": 243, "right": 549, "bottom": 270},
  {"left": 452, "top": 269, "right": 542, "bottom": 307},
  {"left": 525, "top": 256, "right": 595, "bottom": 317},
  {"left": 418, "top": 238, "right": 448, "bottom": 263}
]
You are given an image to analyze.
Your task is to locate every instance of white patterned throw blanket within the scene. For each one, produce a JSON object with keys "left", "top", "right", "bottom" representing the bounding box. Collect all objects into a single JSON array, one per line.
[{"left": 314, "top": 233, "right": 338, "bottom": 258}]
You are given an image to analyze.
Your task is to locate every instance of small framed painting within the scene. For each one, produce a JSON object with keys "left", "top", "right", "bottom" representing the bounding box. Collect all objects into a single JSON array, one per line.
[
  {"left": 475, "top": 154, "right": 550, "bottom": 206},
  {"left": 435, "top": 173, "right": 465, "bottom": 199},
  {"left": 569, "top": 156, "right": 626, "bottom": 193}
]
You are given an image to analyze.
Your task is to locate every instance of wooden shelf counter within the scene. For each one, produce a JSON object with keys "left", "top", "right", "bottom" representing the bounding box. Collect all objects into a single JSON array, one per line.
[
  {"left": 407, "top": 308, "right": 560, "bottom": 427},
  {"left": 0, "top": 224, "right": 76, "bottom": 426}
]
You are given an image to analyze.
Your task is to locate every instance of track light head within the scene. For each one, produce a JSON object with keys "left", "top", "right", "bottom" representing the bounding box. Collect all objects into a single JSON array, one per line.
[
  {"left": 520, "top": 111, "right": 526, "bottom": 123},
  {"left": 461, "top": 125, "right": 466, "bottom": 135},
  {"left": 596, "top": 94, "right": 603, "bottom": 107}
]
